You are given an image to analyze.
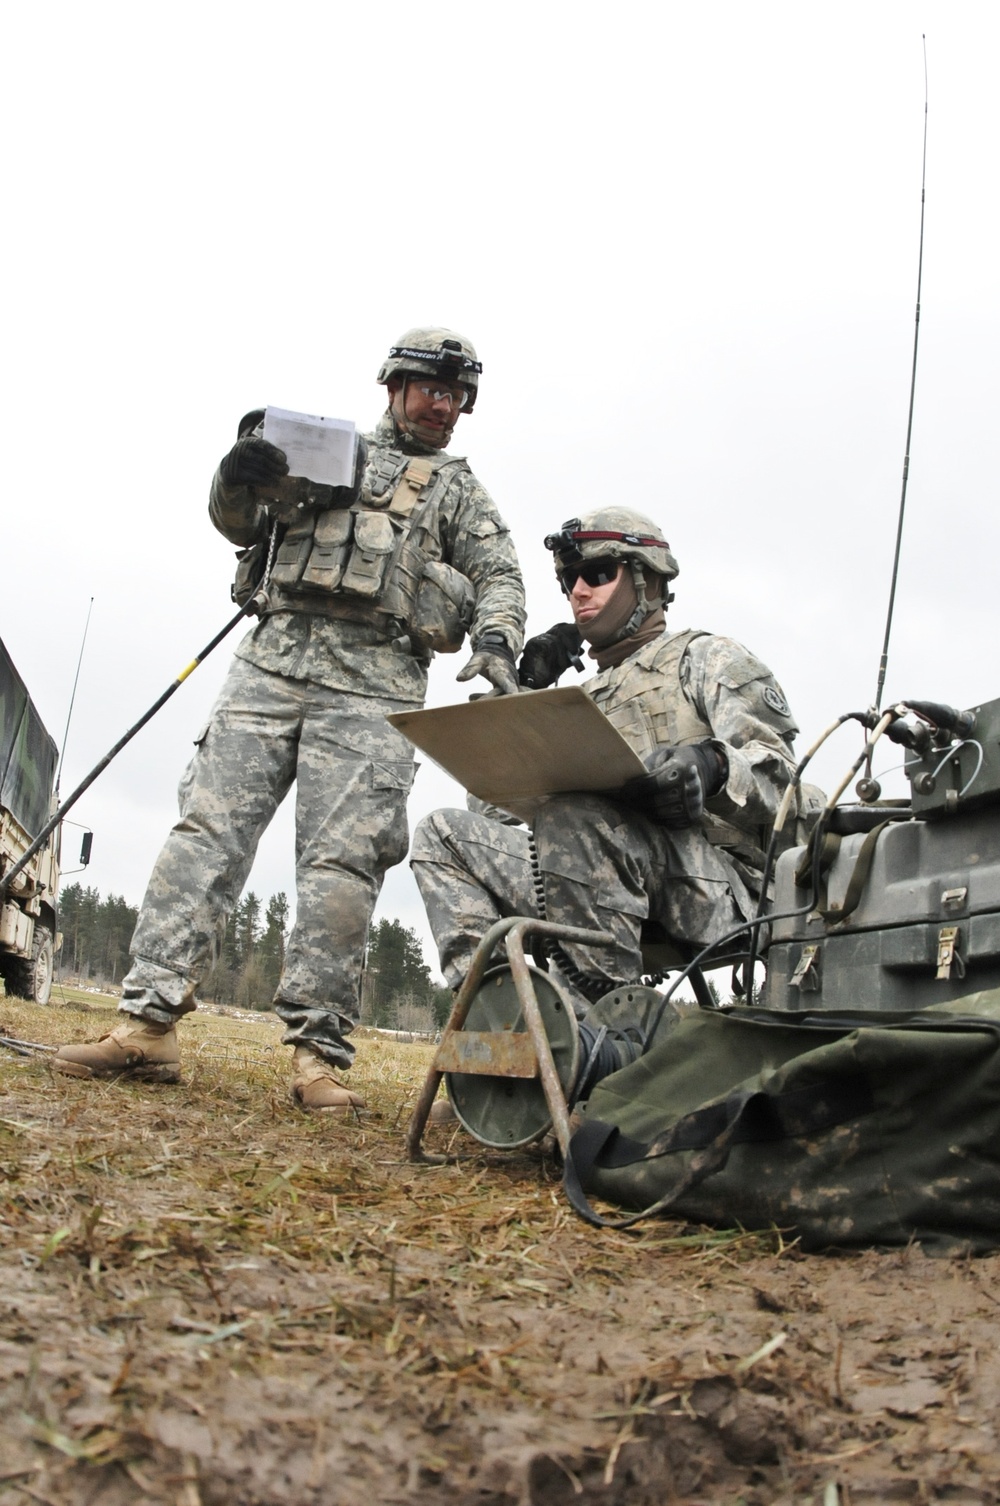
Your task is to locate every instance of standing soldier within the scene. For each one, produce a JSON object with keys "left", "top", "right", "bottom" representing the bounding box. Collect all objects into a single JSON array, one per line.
[
  {"left": 412, "top": 507, "right": 815, "bottom": 1003},
  {"left": 56, "top": 329, "right": 526, "bottom": 1110}
]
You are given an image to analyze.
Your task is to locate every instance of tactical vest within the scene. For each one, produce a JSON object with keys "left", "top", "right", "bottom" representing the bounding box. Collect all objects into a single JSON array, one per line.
[
  {"left": 587, "top": 629, "right": 770, "bottom": 869},
  {"left": 261, "top": 445, "right": 475, "bottom": 655}
]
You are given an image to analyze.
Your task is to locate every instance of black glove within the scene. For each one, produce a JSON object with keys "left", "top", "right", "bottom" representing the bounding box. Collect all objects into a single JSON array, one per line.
[
  {"left": 622, "top": 742, "right": 728, "bottom": 828},
  {"left": 219, "top": 436, "right": 289, "bottom": 488},
  {"left": 517, "top": 622, "right": 584, "bottom": 688},
  {"left": 456, "top": 632, "right": 519, "bottom": 696}
]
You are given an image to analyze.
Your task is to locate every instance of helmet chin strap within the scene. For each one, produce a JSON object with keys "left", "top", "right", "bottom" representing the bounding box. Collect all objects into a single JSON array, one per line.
[
  {"left": 619, "top": 561, "right": 653, "bottom": 640},
  {"left": 603, "top": 563, "right": 660, "bottom": 645},
  {"left": 390, "top": 378, "right": 455, "bottom": 450}
]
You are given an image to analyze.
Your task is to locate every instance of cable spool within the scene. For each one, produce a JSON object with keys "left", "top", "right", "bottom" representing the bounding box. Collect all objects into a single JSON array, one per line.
[{"left": 444, "top": 965, "right": 581, "bottom": 1148}]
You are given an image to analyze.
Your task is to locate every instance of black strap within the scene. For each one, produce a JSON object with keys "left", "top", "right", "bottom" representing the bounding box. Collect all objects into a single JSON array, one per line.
[
  {"left": 564, "top": 1072, "right": 875, "bottom": 1230},
  {"left": 794, "top": 829, "right": 839, "bottom": 888},
  {"left": 564, "top": 1087, "right": 766, "bottom": 1229},
  {"left": 817, "top": 818, "right": 894, "bottom": 925}
]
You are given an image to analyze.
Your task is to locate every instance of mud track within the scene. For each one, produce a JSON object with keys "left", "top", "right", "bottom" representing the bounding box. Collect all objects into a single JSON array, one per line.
[{"left": 2, "top": 998, "right": 999, "bottom": 1504}]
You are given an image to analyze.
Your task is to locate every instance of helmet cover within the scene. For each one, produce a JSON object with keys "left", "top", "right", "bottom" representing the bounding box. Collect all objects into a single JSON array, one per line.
[
  {"left": 377, "top": 326, "right": 482, "bottom": 411},
  {"left": 544, "top": 507, "right": 679, "bottom": 582}
]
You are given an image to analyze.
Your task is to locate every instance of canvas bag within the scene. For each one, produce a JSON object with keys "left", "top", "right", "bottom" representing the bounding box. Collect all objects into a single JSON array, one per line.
[{"left": 564, "top": 992, "right": 1000, "bottom": 1254}]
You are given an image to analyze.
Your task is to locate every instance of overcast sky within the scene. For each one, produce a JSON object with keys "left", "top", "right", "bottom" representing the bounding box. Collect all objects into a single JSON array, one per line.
[{"left": 3, "top": 2, "right": 998, "bottom": 978}]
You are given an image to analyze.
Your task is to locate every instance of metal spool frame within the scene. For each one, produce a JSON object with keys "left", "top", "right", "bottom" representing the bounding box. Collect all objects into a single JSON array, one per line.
[{"left": 407, "top": 916, "right": 614, "bottom": 1164}]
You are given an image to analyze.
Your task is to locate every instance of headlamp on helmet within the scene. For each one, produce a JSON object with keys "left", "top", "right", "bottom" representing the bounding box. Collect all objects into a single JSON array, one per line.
[
  {"left": 377, "top": 326, "right": 482, "bottom": 412},
  {"left": 387, "top": 340, "right": 481, "bottom": 378},
  {"left": 543, "top": 518, "right": 585, "bottom": 567},
  {"left": 544, "top": 509, "right": 680, "bottom": 585}
]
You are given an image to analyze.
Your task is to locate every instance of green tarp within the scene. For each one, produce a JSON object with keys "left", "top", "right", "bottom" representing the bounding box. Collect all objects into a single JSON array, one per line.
[{"left": 0, "top": 636, "right": 57, "bottom": 841}]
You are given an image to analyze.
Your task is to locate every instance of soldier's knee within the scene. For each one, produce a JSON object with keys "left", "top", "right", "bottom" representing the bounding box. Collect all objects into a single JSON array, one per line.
[
  {"left": 534, "top": 794, "right": 597, "bottom": 845},
  {"left": 411, "top": 808, "right": 462, "bottom": 865}
]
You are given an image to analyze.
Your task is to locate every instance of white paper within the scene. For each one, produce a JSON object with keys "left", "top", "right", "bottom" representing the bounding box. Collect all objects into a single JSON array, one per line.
[{"left": 262, "top": 406, "right": 357, "bottom": 487}]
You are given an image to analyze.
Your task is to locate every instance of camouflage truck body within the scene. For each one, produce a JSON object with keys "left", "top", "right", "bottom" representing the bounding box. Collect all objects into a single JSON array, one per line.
[{"left": 0, "top": 636, "right": 59, "bottom": 1002}]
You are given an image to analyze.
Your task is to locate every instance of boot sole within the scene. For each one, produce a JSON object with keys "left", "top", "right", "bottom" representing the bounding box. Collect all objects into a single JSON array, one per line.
[
  {"left": 53, "top": 1059, "right": 182, "bottom": 1083},
  {"left": 290, "top": 1085, "right": 364, "bottom": 1114}
]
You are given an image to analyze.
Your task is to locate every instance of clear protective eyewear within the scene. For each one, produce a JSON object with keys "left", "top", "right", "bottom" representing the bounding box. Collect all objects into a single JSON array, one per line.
[
  {"left": 415, "top": 382, "right": 469, "bottom": 411},
  {"left": 558, "top": 557, "right": 623, "bottom": 593}
]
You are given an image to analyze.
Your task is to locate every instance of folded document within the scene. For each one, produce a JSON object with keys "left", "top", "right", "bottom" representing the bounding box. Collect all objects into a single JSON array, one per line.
[{"left": 261, "top": 406, "right": 357, "bottom": 488}]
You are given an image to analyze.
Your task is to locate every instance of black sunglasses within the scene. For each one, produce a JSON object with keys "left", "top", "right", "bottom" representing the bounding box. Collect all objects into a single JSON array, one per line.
[{"left": 559, "top": 557, "right": 622, "bottom": 593}]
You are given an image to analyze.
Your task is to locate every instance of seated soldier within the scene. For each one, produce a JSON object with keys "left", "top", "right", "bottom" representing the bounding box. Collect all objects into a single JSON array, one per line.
[{"left": 411, "top": 507, "right": 817, "bottom": 1006}]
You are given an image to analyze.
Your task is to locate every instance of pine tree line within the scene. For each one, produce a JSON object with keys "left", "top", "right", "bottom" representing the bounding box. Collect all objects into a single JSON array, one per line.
[
  {"left": 361, "top": 917, "right": 452, "bottom": 1033},
  {"left": 57, "top": 884, "right": 449, "bottom": 1026},
  {"left": 58, "top": 884, "right": 139, "bottom": 987},
  {"left": 200, "top": 891, "right": 290, "bottom": 1009}
]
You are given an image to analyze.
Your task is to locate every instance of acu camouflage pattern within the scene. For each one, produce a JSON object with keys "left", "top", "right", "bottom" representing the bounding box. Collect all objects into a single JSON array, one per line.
[
  {"left": 587, "top": 628, "right": 807, "bottom": 870},
  {"left": 122, "top": 660, "right": 415, "bottom": 1066},
  {"left": 119, "top": 411, "right": 524, "bottom": 1068},
  {"left": 412, "top": 627, "right": 808, "bottom": 995},
  {"left": 210, "top": 413, "right": 525, "bottom": 703},
  {"left": 548, "top": 506, "right": 679, "bottom": 583}
]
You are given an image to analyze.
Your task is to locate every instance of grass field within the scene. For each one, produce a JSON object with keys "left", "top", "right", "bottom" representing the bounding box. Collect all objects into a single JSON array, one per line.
[{"left": 2, "top": 988, "right": 1000, "bottom": 1504}]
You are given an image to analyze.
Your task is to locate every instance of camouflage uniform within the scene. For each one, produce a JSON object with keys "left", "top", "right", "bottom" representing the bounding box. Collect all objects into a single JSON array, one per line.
[
  {"left": 412, "top": 628, "right": 801, "bottom": 995},
  {"left": 120, "top": 413, "right": 525, "bottom": 1067}
]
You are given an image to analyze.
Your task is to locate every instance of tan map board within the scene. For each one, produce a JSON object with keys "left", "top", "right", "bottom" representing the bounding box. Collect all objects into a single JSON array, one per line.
[{"left": 388, "top": 687, "right": 645, "bottom": 818}]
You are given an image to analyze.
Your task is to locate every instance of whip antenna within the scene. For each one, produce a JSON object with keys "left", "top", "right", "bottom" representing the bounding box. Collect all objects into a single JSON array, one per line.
[
  {"left": 56, "top": 596, "right": 94, "bottom": 796},
  {"left": 0, "top": 519, "right": 281, "bottom": 904},
  {"left": 873, "top": 36, "right": 929, "bottom": 715}
]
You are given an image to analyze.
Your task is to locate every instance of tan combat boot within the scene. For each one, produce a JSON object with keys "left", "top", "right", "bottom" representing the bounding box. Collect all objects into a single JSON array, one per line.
[
  {"left": 54, "top": 1018, "right": 181, "bottom": 1082},
  {"left": 290, "top": 1046, "right": 366, "bottom": 1114}
]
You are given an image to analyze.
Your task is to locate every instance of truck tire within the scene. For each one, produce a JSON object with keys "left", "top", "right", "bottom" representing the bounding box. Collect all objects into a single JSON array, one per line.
[{"left": 5, "top": 926, "right": 55, "bottom": 1004}]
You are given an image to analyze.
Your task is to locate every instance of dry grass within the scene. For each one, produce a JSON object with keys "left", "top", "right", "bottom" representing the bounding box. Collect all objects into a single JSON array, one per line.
[{"left": 3, "top": 990, "right": 1000, "bottom": 1504}]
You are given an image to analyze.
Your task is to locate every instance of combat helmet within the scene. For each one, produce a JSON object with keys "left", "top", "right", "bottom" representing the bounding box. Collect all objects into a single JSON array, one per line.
[
  {"left": 377, "top": 327, "right": 482, "bottom": 412},
  {"left": 545, "top": 507, "right": 679, "bottom": 582},
  {"left": 544, "top": 508, "right": 679, "bottom": 643}
]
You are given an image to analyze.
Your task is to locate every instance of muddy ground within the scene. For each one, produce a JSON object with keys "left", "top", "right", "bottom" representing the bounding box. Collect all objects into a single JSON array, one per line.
[{"left": 2, "top": 993, "right": 999, "bottom": 1506}]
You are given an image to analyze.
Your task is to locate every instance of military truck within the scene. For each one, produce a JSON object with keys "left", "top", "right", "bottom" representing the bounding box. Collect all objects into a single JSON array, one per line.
[{"left": 0, "top": 636, "right": 61, "bottom": 1002}]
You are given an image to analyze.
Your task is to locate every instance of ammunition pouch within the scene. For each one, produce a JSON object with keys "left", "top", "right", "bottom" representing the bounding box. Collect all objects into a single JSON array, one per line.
[
  {"left": 268, "top": 506, "right": 403, "bottom": 604},
  {"left": 342, "top": 510, "right": 396, "bottom": 597},
  {"left": 246, "top": 444, "right": 474, "bottom": 654}
]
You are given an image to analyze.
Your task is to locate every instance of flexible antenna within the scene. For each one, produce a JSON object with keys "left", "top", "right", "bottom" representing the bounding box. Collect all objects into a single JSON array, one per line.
[
  {"left": 872, "top": 36, "right": 929, "bottom": 715},
  {"left": 56, "top": 596, "right": 94, "bottom": 795},
  {"left": 0, "top": 520, "right": 282, "bottom": 904}
]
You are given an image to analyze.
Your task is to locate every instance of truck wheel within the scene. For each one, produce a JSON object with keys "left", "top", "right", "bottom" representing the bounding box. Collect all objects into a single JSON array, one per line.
[{"left": 6, "top": 927, "right": 55, "bottom": 1004}]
